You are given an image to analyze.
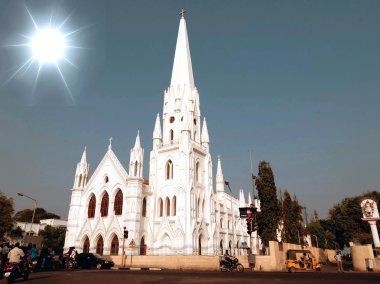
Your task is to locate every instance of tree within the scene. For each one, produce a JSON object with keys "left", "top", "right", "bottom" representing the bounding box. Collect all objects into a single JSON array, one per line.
[
  {"left": 14, "top": 208, "right": 60, "bottom": 223},
  {"left": 9, "top": 226, "right": 25, "bottom": 239},
  {"left": 327, "top": 191, "right": 379, "bottom": 248},
  {"left": 256, "top": 161, "right": 281, "bottom": 246},
  {"left": 307, "top": 219, "right": 338, "bottom": 249},
  {"left": 281, "top": 191, "right": 304, "bottom": 244},
  {"left": 0, "top": 192, "right": 15, "bottom": 240},
  {"left": 39, "top": 225, "right": 66, "bottom": 253}
]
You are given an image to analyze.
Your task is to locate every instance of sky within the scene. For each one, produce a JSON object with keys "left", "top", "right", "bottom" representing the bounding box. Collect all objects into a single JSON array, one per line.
[{"left": 0, "top": 0, "right": 379, "bottom": 220}]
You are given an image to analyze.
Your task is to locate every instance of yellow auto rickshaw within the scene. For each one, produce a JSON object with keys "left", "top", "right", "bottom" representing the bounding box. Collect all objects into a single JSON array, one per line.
[{"left": 286, "top": 249, "right": 321, "bottom": 272}]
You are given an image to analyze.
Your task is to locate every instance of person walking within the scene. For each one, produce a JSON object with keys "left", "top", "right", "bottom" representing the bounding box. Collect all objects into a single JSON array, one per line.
[
  {"left": 2, "top": 243, "right": 10, "bottom": 269},
  {"left": 335, "top": 251, "right": 343, "bottom": 272}
]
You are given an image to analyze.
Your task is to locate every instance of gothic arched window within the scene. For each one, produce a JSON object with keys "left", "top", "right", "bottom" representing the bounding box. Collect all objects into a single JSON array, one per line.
[
  {"left": 172, "top": 196, "right": 177, "bottom": 216},
  {"left": 158, "top": 198, "right": 163, "bottom": 217},
  {"left": 166, "top": 160, "right": 173, "bottom": 180},
  {"left": 88, "top": 195, "right": 96, "bottom": 218},
  {"left": 142, "top": 197, "right": 147, "bottom": 217},
  {"left": 170, "top": 129, "right": 174, "bottom": 142},
  {"left": 96, "top": 236, "right": 104, "bottom": 255},
  {"left": 110, "top": 235, "right": 119, "bottom": 255},
  {"left": 83, "top": 236, "right": 90, "bottom": 253},
  {"left": 78, "top": 174, "right": 83, "bottom": 187},
  {"left": 100, "top": 192, "right": 109, "bottom": 217},
  {"left": 195, "top": 162, "right": 200, "bottom": 182},
  {"left": 114, "top": 190, "right": 123, "bottom": 215},
  {"left": 134, "top": 161, "right": 138, "bottom": 176},
  {"left": 166, "top": 197, "right": 170, "bottom": 216}
]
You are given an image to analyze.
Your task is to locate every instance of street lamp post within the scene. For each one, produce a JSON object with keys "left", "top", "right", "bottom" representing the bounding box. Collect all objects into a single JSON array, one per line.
[
  {"left": 224, "top": 181, "right": 235, "bottom": 256},
  {"left": 17, "top": 192, "right": 37, "bottom": 236}
]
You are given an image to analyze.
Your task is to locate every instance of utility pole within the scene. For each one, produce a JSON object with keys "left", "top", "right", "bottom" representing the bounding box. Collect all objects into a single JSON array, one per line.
[{"left": 122, "top": 227, "right": 128, "bottom": 268}]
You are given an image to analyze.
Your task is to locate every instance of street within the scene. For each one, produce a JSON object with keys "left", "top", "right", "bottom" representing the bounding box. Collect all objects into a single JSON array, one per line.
[{"left": 6, "top": 269, "right": 380, "bottom": 284}]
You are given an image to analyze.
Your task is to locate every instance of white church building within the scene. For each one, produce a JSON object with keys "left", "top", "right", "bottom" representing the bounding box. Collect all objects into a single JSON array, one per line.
[{"left": 64, "top": 13, "right": 258, "bottom": 256}]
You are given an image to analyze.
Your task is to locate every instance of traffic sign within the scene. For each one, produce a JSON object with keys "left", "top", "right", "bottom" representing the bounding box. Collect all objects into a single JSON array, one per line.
[{"left": 129, "top": 239, "right": 136, "bottom": 248}]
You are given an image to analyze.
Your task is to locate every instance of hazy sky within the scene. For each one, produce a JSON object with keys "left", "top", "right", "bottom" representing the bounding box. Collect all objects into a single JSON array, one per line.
[{"left": 0, "top": 0, "right": 379, "bottom": 220}]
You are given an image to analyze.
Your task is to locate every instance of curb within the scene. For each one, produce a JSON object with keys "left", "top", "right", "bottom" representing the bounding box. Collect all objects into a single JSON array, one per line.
[{"left": 116, "top": 267, "right": 162, "bottom": 271}]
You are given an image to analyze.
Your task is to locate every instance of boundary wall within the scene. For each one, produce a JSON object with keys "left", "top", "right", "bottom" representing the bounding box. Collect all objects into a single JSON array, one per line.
[{"left": 109, "top": 241, "right": 334, "bottom": 271}]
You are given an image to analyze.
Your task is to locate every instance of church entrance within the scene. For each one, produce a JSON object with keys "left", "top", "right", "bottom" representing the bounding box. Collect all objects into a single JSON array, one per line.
[
  {"left": 140, "top": 237, "right": 146, "bottom": 255},
  {"left": 220, "top": 240, "right": 224, "bottom": 255},
  {"left": 83, "top": 236, "right": 90, "bottom": 253},
  {"left": 96, "top": 236, "right": 104, "bottom": 256},
  {"left": 198, "top": 235, "right": 202, "bottom": 255}
]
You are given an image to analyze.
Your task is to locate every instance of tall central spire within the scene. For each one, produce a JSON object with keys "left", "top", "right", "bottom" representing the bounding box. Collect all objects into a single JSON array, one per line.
[{"left": 170, "top": 11, "right": 194, "bottom": 88}]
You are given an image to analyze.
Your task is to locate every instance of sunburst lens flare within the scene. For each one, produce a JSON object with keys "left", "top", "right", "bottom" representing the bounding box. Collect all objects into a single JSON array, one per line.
[{"left": 31, "top": 28, "right": 66, "bottom": 63}]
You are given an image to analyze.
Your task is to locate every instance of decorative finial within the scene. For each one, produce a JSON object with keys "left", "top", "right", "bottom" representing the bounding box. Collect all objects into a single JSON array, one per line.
[
  {"left": 108, "top": 137, "right": 113, "bottom": 150},
  {"left": 179, "top": 8, "right": 186, "bottom": 19}
]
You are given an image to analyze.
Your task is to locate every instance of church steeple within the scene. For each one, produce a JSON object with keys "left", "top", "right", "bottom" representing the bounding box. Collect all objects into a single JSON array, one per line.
[
  {"left": 201, "top": 117, "right": 210, "bottom": 146},
  {"left": 130, "top": 131, "right": 144, "bottom": 178},
  {"left": 216, "top": 155, "right": 225, "bottom": 193},
  {"left": 153, "top": 113, "right": 162, "bottom": 149},
  {"left": 170, "top": 11, "right": 194, "bottom": 88},
  {"left": 73, "top": 147, "right": 89, "bottom": 189}
]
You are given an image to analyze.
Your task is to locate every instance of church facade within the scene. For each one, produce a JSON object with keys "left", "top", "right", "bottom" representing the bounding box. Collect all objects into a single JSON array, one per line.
[{"left": 64, "top": 14, "right": 256, "bottom": 256}]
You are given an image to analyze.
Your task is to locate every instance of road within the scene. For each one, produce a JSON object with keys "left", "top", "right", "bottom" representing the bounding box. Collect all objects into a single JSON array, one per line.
[{"left": 8, "top": 269, "right": 380, "bottom": 284}]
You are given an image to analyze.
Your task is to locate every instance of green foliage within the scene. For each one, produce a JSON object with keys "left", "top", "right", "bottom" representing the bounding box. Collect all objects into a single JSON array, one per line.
[
  {"left": 0, "top": 192, "right": 15, "bottom": 240},
  {"left": 14, "top": 208, "right": 60, "bottom": 223},
  {"left": 256, "top": 161, "right": 281, "bottom": 246},
  {"left": 327, "top": 191, "right": 380, "bottom": 248},
  {"left": 9, "top": 226, "right": 25, "bottom": 239},
  {"left": 39, "top": 225, "right": 66, "bottom": 252},
  {"left": 307, "top": 220, "right": 338, "bottom": 249},
  {"left": 281, "top": 190, "right": 304, "bottom": 244}
]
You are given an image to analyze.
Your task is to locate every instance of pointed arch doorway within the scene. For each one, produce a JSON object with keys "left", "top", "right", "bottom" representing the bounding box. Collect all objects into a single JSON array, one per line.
[
  {"left": 198, "top": 235, "right": 202, "bottom": 255},
  {"left": 140, "top": 237, "right": 146, "bottom": 255}
]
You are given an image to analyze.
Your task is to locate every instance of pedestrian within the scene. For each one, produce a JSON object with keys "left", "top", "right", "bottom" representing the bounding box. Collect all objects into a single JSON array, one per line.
[
  {"left": 40, "top": 244, "right": 49, "bottom": 269},
  {"left": 30, "top": 244, "right": 38, "bottom": 261},
  {"left": 2, "top": 243, "right": 10, "bottom": 269},
  {"left": 335, "top": 251, "right": 343, "bottom": 273}
]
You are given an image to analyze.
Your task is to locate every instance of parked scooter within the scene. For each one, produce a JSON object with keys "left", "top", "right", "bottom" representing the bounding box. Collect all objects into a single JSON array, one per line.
[
  {"left": 219, "top": 255, "right": 244, "bottom": 272},
  {"left": 3, "top": 261, "right": 29, "bottom": 283}
]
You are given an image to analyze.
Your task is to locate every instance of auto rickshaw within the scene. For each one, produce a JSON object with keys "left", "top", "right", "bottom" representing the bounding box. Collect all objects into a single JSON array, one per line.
[{"left": 286, "top": 249, "right": 321, "bottom": 272}]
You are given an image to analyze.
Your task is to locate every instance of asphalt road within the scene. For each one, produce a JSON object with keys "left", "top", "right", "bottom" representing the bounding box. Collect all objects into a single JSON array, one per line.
[{"left": 4, "top": 269, "right": 380, "bottom": 284}]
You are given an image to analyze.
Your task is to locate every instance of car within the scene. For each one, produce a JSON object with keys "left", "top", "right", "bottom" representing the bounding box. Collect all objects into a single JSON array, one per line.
[{"left": 76, "top": 253, "right": 114, "bottom": 269}]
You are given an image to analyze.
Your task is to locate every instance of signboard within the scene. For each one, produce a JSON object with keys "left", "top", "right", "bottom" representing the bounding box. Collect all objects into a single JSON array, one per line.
[
  {"left": 129, "top": 239, "right": 136, "bottom": 248},
  {"left": 239, "top": 207, "right": 257, "bottom": 218},
  {"left": 240, "top": 241, "right": 249, "bottom": 249}
]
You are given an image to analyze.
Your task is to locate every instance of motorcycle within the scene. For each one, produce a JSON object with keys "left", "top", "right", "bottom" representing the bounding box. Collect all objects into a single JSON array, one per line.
[
  {"left": 3, "top": 261, "right": 29, "bottom": 283},
  {"left": 64, "top": 255, "right": 77, "bottom": 269},
  {"left": 29, "top": 257, "right": 39, "bottom": 272},
  {"left": 220, "top": 256, "right": 244, "bottom": 272},
  {"left": 33, "top": 255, "right": 62, "bottom": 272}
]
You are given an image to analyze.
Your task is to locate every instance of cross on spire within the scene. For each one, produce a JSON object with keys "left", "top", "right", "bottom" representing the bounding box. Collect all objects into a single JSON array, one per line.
[{"left": 179, "top": 8, "right": 186, "bottom": 18}]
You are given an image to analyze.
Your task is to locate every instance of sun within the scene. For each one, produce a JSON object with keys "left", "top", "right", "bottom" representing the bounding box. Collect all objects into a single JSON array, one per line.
[
  {"left": 1, "top": 5, "right": 85, "bottom": 103},
  {"left": 31, "top": 28, "right": 66, "bottom": 63}
]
